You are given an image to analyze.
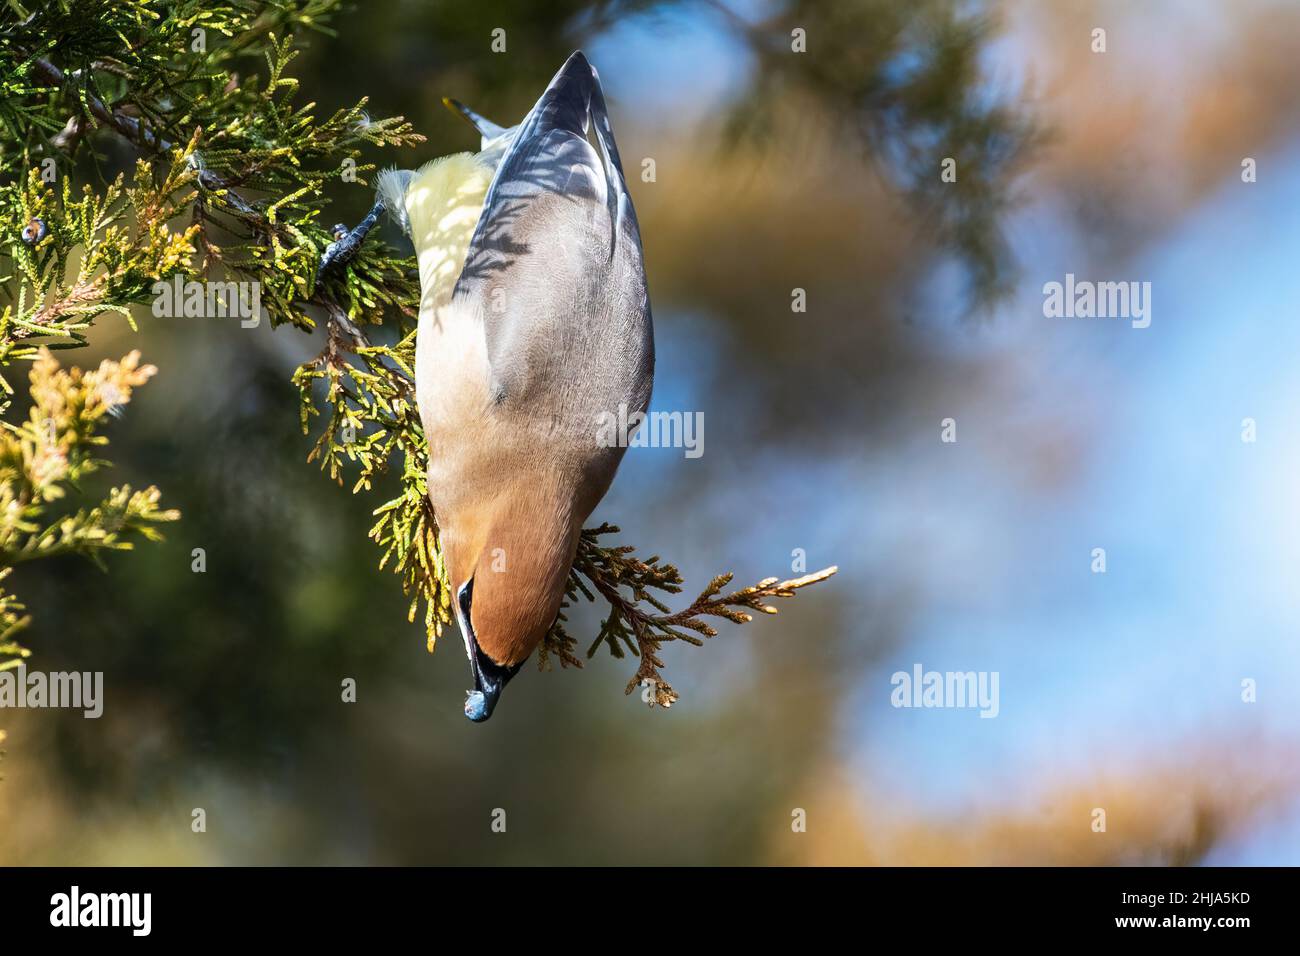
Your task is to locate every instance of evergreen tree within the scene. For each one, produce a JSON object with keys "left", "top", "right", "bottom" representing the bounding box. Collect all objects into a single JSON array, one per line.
[{"left": 0, "top": 0, "right": 835, "bottom": 726}]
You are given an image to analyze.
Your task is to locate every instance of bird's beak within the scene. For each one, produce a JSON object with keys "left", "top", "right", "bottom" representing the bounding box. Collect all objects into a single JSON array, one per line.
[
  {"left": 458, "top": 578, "right": 522, "bottom": 722},
  {"left": 465, "top": 644, "right": 510, "bottom": 722}
]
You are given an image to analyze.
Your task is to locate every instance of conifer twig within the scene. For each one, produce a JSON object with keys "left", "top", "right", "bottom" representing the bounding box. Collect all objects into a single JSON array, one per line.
[{"left": 548, "top": 524, "right": 837, "bottom": 707}]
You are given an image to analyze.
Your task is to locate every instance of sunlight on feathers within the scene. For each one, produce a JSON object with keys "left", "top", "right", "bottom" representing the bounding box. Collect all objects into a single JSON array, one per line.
[{"left": 396, "top": 152, "right": 493, "bottom": 302}]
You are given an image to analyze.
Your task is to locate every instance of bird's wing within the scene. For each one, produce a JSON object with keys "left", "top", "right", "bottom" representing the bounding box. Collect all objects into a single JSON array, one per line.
[
  {"left": 452, "top": 51, "right": 652, "bottom": 420},
  {"left": 456, "top": 50, "right": 630, "bottom": 276}
]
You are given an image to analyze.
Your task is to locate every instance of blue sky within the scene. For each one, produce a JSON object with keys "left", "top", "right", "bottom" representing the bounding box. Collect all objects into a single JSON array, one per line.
[
  {"left": 582, "top": 1, "right": 1300, "bottom": 862},
  {"left": 852, "top": 136, "right": 1300, "bottom": 859}
]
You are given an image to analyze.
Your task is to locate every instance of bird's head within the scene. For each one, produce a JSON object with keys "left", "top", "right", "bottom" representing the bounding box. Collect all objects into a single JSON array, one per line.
[{"left": 442, "top": 483, "right": 582, "bottom": 722}]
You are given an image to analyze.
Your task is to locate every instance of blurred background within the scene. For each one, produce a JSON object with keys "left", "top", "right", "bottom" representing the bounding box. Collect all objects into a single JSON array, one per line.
[{"left": 3, "top": 0, "right": 1300, "bottom": 864}]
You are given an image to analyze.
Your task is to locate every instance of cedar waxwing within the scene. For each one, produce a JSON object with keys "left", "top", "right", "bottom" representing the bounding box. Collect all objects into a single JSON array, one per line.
[{"left": 378, "top": 52, "right": 654, "bottom": 722}]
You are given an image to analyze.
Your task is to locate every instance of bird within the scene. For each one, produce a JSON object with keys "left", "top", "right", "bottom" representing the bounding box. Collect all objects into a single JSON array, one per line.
[{"left": 376, "top": 51, "right": 654, "bottom": 722}]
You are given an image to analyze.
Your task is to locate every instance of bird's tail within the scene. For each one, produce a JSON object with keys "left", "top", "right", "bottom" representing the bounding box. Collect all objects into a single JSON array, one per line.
[{"left": 442, "top": 97, "right": 508, "bottom": 146}]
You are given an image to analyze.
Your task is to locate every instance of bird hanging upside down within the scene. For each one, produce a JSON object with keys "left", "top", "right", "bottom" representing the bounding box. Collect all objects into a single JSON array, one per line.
[{"left": 375, "top": 52, "right": 654, "bottom": 722}]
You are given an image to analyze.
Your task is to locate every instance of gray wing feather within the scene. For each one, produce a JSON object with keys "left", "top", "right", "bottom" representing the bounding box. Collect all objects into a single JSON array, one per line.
[
  {"left": 453, "top": 51, "right": 653, "bottom": 431},
  {"left": 586, "top": 61, "right": 634, "bottom": 255}
]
